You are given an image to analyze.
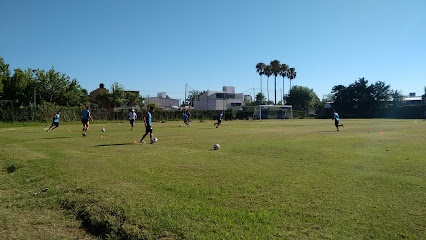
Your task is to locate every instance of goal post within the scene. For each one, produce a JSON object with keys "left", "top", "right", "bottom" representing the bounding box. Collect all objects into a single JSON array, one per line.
[{"left": 254, "top": 105, "right": 293, "bottom": 121}]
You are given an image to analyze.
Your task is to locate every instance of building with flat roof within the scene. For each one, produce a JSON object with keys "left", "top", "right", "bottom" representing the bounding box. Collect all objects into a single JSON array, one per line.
[
  {"left": 146, "top": 92, "right": 180, "bottom": 110},
  {"left": 193, "top": 86, "right": 249, "bottom": 110},
  {"left": 402, "top": 92, "right": 423, "bottom": 105}
]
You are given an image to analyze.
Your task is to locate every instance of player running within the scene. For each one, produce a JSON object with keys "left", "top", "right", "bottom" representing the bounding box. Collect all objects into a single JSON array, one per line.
[
  {"left": 213, "top": 111, "right": 224, "bottom": 128},
  {"left": 182, "top": 110, "right": 190, "bottom": 126},
  {"left": 47, "top": 111, "right": 61, "bottom": 132},
  {"left": 81, "top": 106, "right": 93, "bottom": 136},
  {"left": 128, "top": 109, "right": 137, "bottom": 130},
  {"left": 332, "top": 109, "right": 344, "bottom": 131},
  {"left": 140, "top": 106, "right": 155, "bottom": 144}
]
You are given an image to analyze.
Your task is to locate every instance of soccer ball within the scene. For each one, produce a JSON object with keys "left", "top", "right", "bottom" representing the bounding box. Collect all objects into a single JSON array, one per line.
[
  {"left": 154, "top": 137, "right": 158, "bottom": 142},
  {"left": 101, "top": 128, "right": 105, "bottom": 132},
  {"left": 213, "top": 144, "right": 220, "bottom": 150},
  {"left": 179, "top": 124, "right": 182, "bottom": 127}
]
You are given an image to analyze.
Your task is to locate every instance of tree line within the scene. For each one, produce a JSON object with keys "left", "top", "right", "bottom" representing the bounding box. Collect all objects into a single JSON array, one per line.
[
  {"left": 1, "top": 56, "right": 425, "bottom": 121},
  {"left": 0, "top": 57, "right": 144, "bottom": 110},
  {"left": 0, "top": 57, "right": 88, "bottom": 107},
  {"left": 255, "top": 60, "right": 297, "bottom": 105},
  {"left": 331, "top": 77, "right": 426, "bottom": 118},
  {"left": 255, "top": 60, "right": 425, "bottom": 118}
]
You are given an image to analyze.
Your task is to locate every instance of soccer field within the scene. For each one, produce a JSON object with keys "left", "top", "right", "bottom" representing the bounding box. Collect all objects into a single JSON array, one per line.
[{"left": 1, "top": 119, "right": 425, "bottom": 239}]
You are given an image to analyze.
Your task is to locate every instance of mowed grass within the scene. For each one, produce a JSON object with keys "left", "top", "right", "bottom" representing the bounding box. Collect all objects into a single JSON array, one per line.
[{"left": 1, "top": 119, "right": 425, "bottom": 239}]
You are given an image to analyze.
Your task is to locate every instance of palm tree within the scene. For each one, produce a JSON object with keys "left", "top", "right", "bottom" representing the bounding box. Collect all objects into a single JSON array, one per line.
[
  {"left": 264, "top": 65, "right": 272, "bottom": 103},
  {"left": 255, "top": 62, "right": 266, "bottom": 95},
  {"left": 280, "top": 63, "right": 289, "bottom": 103},
  {"left": 288, "top": 67, "right": 297, "bottom": 95},
  {"left": 270, "top": 60, "right": 281, "bottom": 104}
]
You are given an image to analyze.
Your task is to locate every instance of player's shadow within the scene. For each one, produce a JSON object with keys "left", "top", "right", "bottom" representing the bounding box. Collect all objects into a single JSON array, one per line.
[
  {"left": 94, "top": 143, "right": 137, "bottom": 147},
  {"left": 39, "top": 137, "right": 72, "bottom": 139}
]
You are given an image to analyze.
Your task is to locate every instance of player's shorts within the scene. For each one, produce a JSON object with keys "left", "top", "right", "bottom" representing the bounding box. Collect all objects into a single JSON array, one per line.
[
  {"left": 334, "top": 119, "right": 339, "bottom": 127},
  {"left": 130, "top": 119, "right": 135, "bottom": 124},
  {"left": 52, "top": 122, "right": 59, "bottom": 127},
  {"left": 145, "top": 125, "right": 153, "bottom": 133},
  {"left": 82, "top": 118, "right": 89, "bottom": 124}
]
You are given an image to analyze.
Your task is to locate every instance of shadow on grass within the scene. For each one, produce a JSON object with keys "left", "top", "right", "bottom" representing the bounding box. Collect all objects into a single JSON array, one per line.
[
  {"left": 94, "top": 143, "right": 139, "bottom": 147},
  {"left": 39, "top": 137, "right": 72, "bottom": 139}
]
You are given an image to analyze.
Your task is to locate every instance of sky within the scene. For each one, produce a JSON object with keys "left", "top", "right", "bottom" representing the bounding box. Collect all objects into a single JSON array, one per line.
[{"left": 1, "top": 0, "right": 425, "bottom": 103}]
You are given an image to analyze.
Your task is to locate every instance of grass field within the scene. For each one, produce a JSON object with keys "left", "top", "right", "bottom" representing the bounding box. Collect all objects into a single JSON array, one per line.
[{"left": 1, "top": 119, "right": 425, "bottom": 239}]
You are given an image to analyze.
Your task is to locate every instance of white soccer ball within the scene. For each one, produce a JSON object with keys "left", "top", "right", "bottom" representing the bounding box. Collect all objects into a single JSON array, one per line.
[
  {"left": 101, "top": 128, "right": 105, "bottom": 132},
  {"left": 154, "top": 137, "right": 158, "bottom": 142},
  {"left": 213, "top": 143, "right": 220, "bottom": 150},
  {"left": 179, "top": 124, "right": 182, "bottom": 127}
]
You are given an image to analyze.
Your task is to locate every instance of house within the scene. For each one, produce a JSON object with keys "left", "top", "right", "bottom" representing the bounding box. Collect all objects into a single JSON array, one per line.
[
  {"left": 89, "top": 83, "right": 109, "bottom": 102},
  {"left": 90, "top": 83, "right": 142, "bottom": 110},
  {"left": 146, "top": 92, "right": 180, "bottom": 110},
  {"left": 193, "top": 86, "right": 247, "bottom": 110},
  {"left": 402, "top": 92, "right": 422, "bottom": 105}
]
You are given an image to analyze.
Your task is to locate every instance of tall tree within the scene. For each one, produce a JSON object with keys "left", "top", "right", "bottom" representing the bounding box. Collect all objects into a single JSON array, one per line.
[
  {"left": 125, "top": 91, "right": 144, "bottom": 108},
  {"left": 33, "top": 67, "right": 86, "bottom": 106},
  {"left": 0, "top": 58, "right": 86, "bottom": 106},
  {"left": 270, "top": 60, "right": 281, "bottom": 105},
  {"left": 332, "top": 77, "right": 394, "bottom": 118},
  {"left": 95, "top": 93, "right": 114, "bottom": 109},
  {"left": 255, "top": 62, "right": 266, "bottom": 95},
  {"left": 2, "top": 68, "right": 39, "bottom": 106},
  {"left": 110, "top": 82, "right": 125, "bottom": 108},
  {"left": 288, "top": 67, "right": 297, "bottom": 93},
  {"left": 280, "top": 63, "right": 289, "bottom": 103},
  {"left": 186, "top": 90, "right": 202, "bottom": 106},
  {"left": 264, "top": 65, "right": 272, "bottom": 103},
  {"left": 255, "top": 92, "right": 266, "bottom": 105},
  {"left": 0, "top": 57, "right": 11, "bottom": 94},
  {"left": 390, "top": 89, "right": 404, "bottom": 106},
  {"left": 286, "top": 85, "right": 320, "bottom": 110}
]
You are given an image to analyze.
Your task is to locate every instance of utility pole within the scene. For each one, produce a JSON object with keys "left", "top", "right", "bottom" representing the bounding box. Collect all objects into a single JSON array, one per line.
[
  {"left": 253, "top": 87, "right": 255, "bottom": 101},
  {"left": 185, "top": 83, "right": 187, "bottom": 106},
  {"left": 33, "top": 88, "right": 36, "bottom": 107}
]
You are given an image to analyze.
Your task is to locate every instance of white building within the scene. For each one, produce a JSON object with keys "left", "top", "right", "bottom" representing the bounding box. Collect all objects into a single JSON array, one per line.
[
  {"left": 146, "top": 92, "right": 180, "bottom": 110},
  {"left": 402, "top": 92, "right": 423, "bottom": 105},
  {"left": 193, "top": 86, "right": 249, "bottom": 110}
]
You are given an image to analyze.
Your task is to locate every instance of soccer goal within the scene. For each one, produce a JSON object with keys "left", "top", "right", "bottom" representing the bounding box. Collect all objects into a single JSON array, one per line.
[{"left": 254, "top": 105, "right": 293, "bottom": 120}]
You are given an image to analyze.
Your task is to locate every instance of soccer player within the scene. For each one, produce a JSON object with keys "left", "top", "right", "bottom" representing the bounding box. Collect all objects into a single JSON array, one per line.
[
  {"left": 182, "top": 111, "right": 190, "bottom": 126},
  {"left": 140, "top": 106, "right": 155, "bottom": 144},
  {"left": 81, "top": 106, "right": 93, "bottom": 136},
  {"left": 128, "top": 109, "right": 137, "bottom": 130},
  {"left": 332, "top": 109, "right": 344, "bottom": 131},
  {"left": 213, "top": 111, "right": 224, "bottom": 128},
  {"left": 47, "top": 111, "right": 60, "bottom": 132},
  {"left": 185, "top": 109, "right": 191, "bottom": 120}
]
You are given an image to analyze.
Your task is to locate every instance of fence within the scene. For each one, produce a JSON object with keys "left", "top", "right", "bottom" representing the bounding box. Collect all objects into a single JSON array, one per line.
[{"left": 1, "top": 104, "right": 425, "bottom": 123}]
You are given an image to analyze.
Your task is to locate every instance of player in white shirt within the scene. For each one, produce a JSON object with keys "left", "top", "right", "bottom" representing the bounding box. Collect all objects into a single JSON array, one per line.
[{"left": 128, "top": 109, "right": 137, "bottom": 130}]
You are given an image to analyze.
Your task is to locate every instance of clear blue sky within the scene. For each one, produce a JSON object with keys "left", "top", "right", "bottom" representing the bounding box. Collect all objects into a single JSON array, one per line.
[{"left": 1, "top": 0, "right": 425, "bottom": 102}]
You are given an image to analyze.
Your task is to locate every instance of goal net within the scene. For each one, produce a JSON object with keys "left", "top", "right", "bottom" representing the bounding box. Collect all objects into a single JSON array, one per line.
[{"left": 254, "top": 105, "right": 293, "bottom": 120}]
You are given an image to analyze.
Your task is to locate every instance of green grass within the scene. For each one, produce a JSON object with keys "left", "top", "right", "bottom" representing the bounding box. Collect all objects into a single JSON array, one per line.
[{"left": 1, "top": 119, "right": 425, "bottom": 239}]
